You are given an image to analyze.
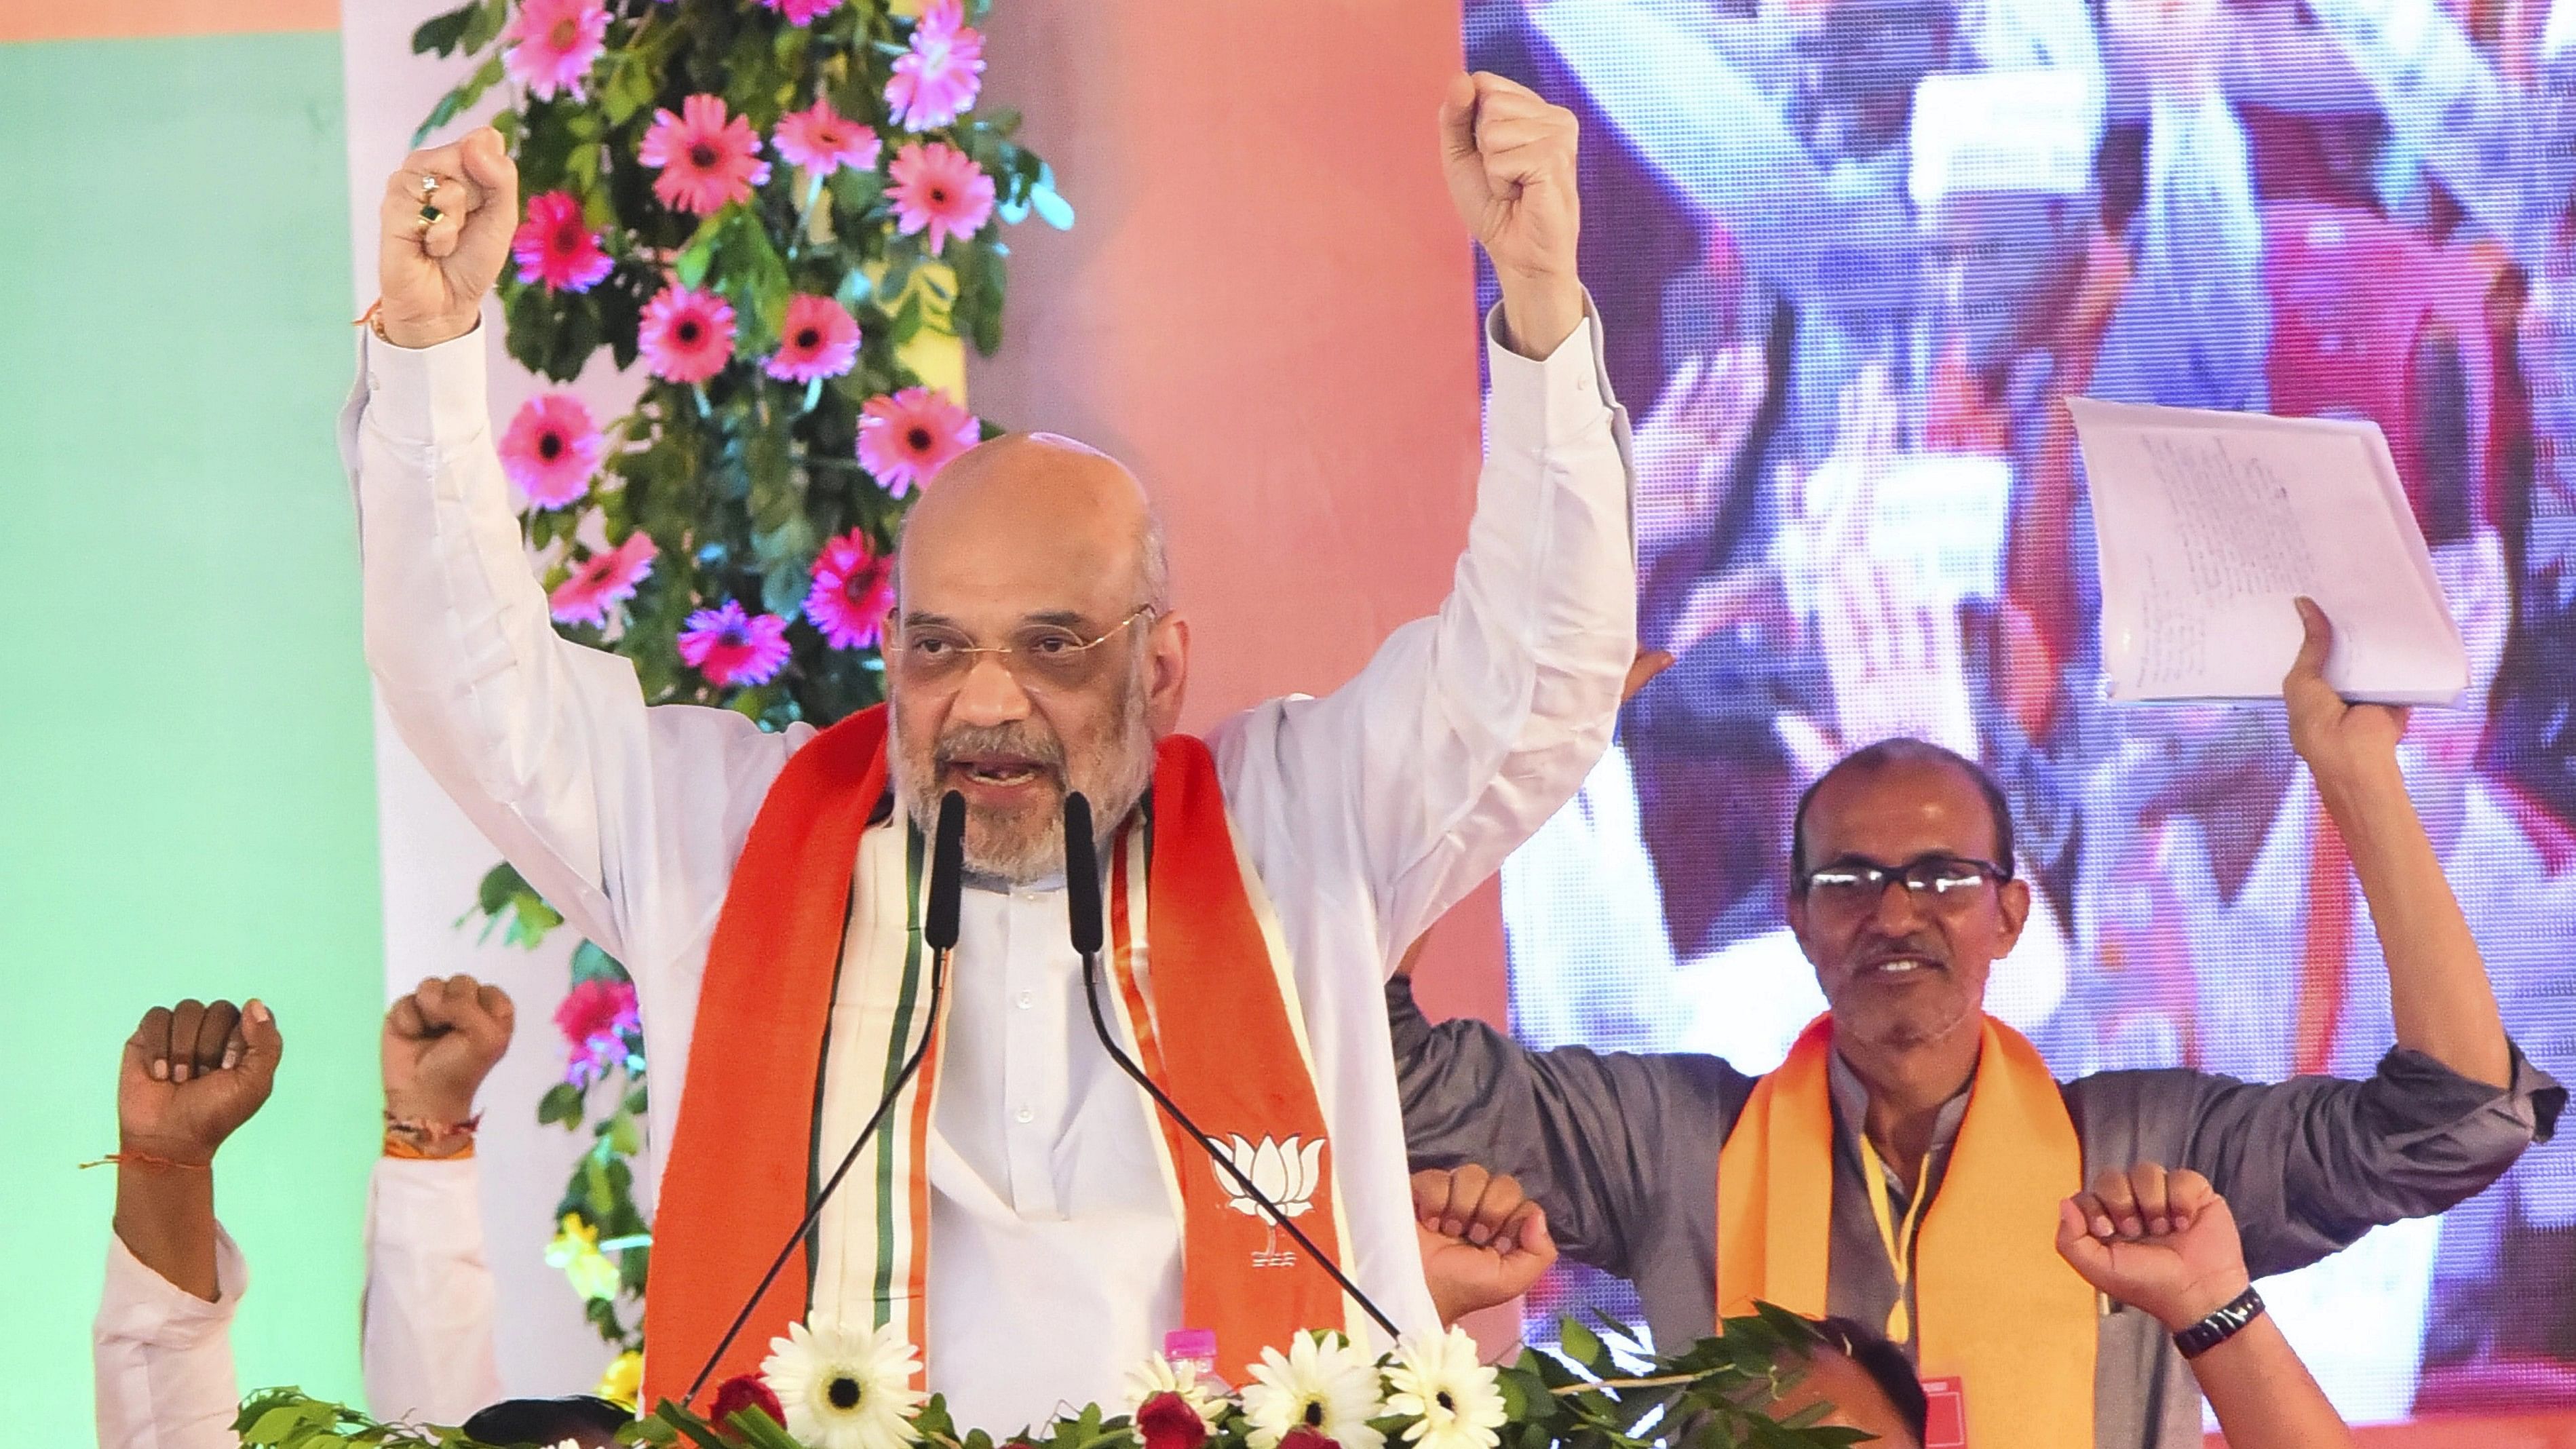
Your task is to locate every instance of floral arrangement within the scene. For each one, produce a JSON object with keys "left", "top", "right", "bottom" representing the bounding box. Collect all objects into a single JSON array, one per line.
[
  {"left": 230, "top": 1313, "right": 1864, "bottom": 1449},
  {"left": 406, "top": 0, "right": 1065, "bottom": 1367}
]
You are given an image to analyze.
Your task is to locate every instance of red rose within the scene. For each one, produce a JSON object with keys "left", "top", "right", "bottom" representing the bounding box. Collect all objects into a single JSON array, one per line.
[
  {"left": 1281, "top": 1427, "right": 1341, "bottom": 1449},
  {"left": 709, "top": 1373, "right": 787, "bottom": 1442},
  {"left": 1137, "top": 1392, "right": 1210, "bottom": 1449}
]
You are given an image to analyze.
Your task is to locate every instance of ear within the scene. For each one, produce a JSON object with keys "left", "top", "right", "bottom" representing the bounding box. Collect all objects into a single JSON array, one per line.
[
  {"left": 1146, "top": 613, "right": 1191, "bottom": 736},
  {"left": 1995, "top": 876, "right": 2032, "bottom": 956}
]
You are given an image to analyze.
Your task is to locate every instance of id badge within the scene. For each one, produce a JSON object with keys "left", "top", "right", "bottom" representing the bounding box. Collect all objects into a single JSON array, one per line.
[{"left": 1919, "top": 1375, "right": 1967, "bottom": 1448}]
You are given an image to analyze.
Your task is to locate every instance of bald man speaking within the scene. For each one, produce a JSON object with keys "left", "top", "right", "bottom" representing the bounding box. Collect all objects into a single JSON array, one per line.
[{"left": 345, "top": 75, "right": 1632, "bottom": 1427}]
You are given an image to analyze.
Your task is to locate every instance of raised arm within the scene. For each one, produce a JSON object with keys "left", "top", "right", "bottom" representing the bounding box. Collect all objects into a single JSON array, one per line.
[
  {"left": 364, "top": 977, "right": 514, "bottom": 1423},
  {"left": 2287, "top": 600, "right": 2510, "bottom": 1085},
  {"left": 351, "top": 129, "right": 801, "bottom": 967},
  {"left": 95, "top": 999, "right": 282, "bottom": 1449},
  {"left": 2058, "top": 1165, "right": 2356, "bottom": 1449},
  {"left": 1219, "top": 75, "right": 1636, "bottom": 952}
]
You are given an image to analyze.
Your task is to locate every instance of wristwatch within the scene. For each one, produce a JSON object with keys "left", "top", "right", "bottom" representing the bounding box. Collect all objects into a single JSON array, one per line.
[{"left": 2172, "top": 1285, "right": 2265, "bottom": 1359}]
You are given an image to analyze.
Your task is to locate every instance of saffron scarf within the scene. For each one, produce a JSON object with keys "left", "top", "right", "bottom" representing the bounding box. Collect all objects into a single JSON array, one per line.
[
  {"left": 644, "top": 710, "right": 1362, "bottom": 1405},
  {"left": 1716, "top": 1014, "right": 2093, "bottom": 1448}
]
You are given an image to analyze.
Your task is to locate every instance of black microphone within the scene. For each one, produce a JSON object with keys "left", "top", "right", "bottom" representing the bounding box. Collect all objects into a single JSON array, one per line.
[
  {"left": 680, "top": 789, "right": 968, "bottom": 1408},
  {"left": 1062, "top": 792, "right": 1401, "bottom": 1342}
]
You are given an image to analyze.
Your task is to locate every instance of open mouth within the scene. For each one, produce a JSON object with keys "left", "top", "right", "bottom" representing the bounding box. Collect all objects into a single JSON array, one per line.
[
  {"left": 1860, "top": 954, "right": 1945, "bottom": 978},
  {"left": 944, "top": 755, "right": 1053, "bottom": 789}
]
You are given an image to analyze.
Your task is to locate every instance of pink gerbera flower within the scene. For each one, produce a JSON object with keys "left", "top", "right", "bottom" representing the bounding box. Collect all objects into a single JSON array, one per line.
[
  {"left": 512, "top": 191, "right": 613, "bottom": 292},
  {"left": 554, "top": 978, "right": 640, "bottom": 1087},
  {"left": 885, "top": 0, "right": 985, "bottom": 131},
  {"left": 805, "top": 528, "right": 896, "bottom": 649},
  {"left": 550, "top": 530, "right": 659, "bottom": 627},
  {"left": 498, "top": 392, "right": 606, "bottom": 509},
  {"left": 638, "top": 284, "right": 737, "bottom": 383},
  {"left": 501, "top": 0, "right": 609, "bottom": 101},
  {"left": 885, "top": 141, "right": 995, "bottom": 257},
  {"left": 638, "top": 94, "right": 772, "bottom": 216},
  {"left": 678, "top": 600, "right": 793, "bottom": 687},
  {"left": 758, "top": 0, "right": 843, "bottom": 25},
  {"left": 772, "top": 97, "right": 879, "bottom": 178},
  {"left": 856, "top": 385, "right": 979, "bottom": 497},
  {"left": 764, "top": 295, "right": 861, "bottom": 383}
]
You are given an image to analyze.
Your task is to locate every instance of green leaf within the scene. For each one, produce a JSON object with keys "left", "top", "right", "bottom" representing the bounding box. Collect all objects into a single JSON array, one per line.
[
  {"left": 412, "top": 54, "right": 505, "bottom": 147},
  {"left": 457, "top": 0, "right": 510, "bottom": 54},
  {"left": 408, "top": 1, "right": 480, "bottom": 57},
  {"left": 674, "top": 212, "right": 727, "bottom": 290},
  {"left": 1558, "top": 1317, "right": 1607, "bottom": 1372},
  {"left": 571, "top": 938, "right": 629, "bottom": 984},
  {"left": 609, "top": 1106, "right": 647, "bottom": 1156},
  {"left": 539, "top": 1081, "right": 587, "bottom": 1127}
]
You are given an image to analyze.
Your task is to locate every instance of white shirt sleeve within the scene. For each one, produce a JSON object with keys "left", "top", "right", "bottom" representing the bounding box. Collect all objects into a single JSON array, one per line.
[
  {"left": 93, "top": 1229, "right": 247, "bottom": 1449},
  {"left": 1212, "top": 303, "right": 1637, "bottom": 959},
  {"left": 340, "top": 326, "right": 811, "bottom": 977},
  {"left": 362, "top": 1157, "right": 503, "bottom": 1423}
]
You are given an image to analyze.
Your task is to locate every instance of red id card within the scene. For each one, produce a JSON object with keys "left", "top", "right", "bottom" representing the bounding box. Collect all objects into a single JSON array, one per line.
[{"left": 1920, "top": 1375, "right": 1967, "bottom": 1448}]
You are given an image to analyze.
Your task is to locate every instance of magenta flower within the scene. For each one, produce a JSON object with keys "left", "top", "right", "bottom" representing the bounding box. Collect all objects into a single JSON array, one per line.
[
  {"left": 550, "top": 530, "right": 659, "bottom": 627},
  {"left": 764, "top": 295, "right": 862, "bottom": 383},
  {"left": 885, "top": 0, "right": 985, "bottom": 131},
  {"left": 886, "top": 141, "right": 995, "bottom": 257},
  {"left": 498, "top": 392, "right": 606, "bottom": 509},
  {"left": 554, "top": 978, "right": 640, "bottom": 1087},
  {"left": 512, "top": 191, "right": 613, "bottom": 293},
  {"left": 772, "top": 97, "right": 880, "bottom": 178},
  {"left": 638, "top": 284, "right": 737, "bottom": 383},
  {"left": 501, "top": 0, "right": 610, "bottom": 100},
  {"left": 678, "top": 600, "right": 793, "bottom": 687},
  {"left": 759, "top": 0, "right": 843, "bottom": 24},
  {"left": 857, "top": 385, "right": 979, "bottom": 498},
  {"left": 638, "top": 94, "right": 772, "bottom": 216},
  {"left": 805, "top": 528, "right": 896, "bottom": 649}
]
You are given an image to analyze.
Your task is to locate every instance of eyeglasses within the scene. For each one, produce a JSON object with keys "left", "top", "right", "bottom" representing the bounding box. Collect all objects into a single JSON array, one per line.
[
  {"left": 1799, "top": 853, "right": 2010, "bottom": 910},
  {"left": 891, "top": 604, "right": 1158, "bottom": 692}
]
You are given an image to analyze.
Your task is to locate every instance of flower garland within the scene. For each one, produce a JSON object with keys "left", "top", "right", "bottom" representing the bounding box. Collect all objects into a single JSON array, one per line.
[
  {"left": 407, "top": 0, "right": 1066, "bottom": 1369},
  {"left": 229, "top": 1313, "right": 1862, "bottom": 1449}
]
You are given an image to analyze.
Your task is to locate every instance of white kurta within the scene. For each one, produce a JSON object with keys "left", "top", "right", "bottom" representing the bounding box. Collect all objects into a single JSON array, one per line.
[
  {"left": 343, "top": 304, "right": 1636, "bottom": 1430},
  {"left": 94, "top": 1158, "right": 499, "bottom": 1448}
]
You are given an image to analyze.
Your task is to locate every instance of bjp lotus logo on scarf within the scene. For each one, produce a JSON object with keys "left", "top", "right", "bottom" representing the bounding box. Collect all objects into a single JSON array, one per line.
[{"left": 1220, "top": 1134, "right": 1326, "bottom": 1268}]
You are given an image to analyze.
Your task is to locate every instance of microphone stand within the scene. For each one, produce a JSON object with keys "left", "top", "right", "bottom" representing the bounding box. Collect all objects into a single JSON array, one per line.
[{"left": 1062, "top": 792, "right": 1402, "bottom": 1345}]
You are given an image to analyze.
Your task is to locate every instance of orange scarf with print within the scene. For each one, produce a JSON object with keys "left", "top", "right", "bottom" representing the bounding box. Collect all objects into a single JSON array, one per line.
[{"left": 644, "top": 709, "right": 1363, "bottom": 1406}]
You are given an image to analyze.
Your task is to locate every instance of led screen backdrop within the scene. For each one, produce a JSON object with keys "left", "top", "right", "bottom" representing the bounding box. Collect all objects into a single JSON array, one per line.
[{"left": 1470, "top": 0, "right": 2576, "bottom": 1425}]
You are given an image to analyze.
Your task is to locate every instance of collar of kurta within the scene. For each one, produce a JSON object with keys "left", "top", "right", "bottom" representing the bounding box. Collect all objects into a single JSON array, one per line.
[
  {"left": 1716, "top": 1012, "right": 2094, "bottom": 1448},
  {"left": 641, "top": 705, "right": 1368, "bottom": 1409}
]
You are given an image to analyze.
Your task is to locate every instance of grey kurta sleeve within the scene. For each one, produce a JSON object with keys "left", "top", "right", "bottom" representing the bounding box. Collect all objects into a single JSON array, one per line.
[
  {"left": 1387, "top": 975, "right": 1752, "bottom": 1281},
  {"left": 2069, "top": 1044, "right": 2564, "bottom": 1279}
]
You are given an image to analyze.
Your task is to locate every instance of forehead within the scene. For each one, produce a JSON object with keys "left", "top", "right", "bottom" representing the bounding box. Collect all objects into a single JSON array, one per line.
[
  {"left": 1805, "top": 758, "right": 1999, "bottom": 864},
  {"left": 898, "top": 479, "right": 1142, "bottom": 625}
]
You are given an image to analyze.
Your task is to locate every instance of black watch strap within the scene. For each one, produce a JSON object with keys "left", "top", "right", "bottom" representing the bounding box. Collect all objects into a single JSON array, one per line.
[{"left": 2172, "top": 1285, "right": 2265, "bottom": 1359}]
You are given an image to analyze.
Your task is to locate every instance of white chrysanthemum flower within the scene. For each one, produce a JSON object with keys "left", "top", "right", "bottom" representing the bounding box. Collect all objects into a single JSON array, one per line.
[
  {"left": 761, "top": 1316, "right": 929, "bottom": 1449},
  {"left": 1242, "top": 1332, "right": 1387, "bottom": 1449},
  {"left": 1123, "top": 1352, "right": 1228, "bottom": 1427},
  {"left": 1384, "top": 1328, "right": 1506, "bottom": 1449}
]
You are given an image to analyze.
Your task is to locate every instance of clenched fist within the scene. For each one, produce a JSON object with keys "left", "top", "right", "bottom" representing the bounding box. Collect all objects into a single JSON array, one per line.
[
  {"left": 1413, "top": 1165, "right": 1557, "bottom": 1326},
  {"left": 384, "top": 974, "right": 516, "bottom": 1150},
  {"left": 1439, "top": 72, "right": 1583, "bottom": 359},
  {"left": 2054, "top": 1163, "right": 2251, "bottom": 1332},
  {"left": 119, "top": 998, "right": 282, "bottom": 1167},
  {"left": 377, "top": 127, "right": 520, "bottom": 349}
]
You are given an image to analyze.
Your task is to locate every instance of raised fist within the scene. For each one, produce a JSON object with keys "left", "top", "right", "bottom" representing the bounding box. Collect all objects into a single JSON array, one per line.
[
  {"left": 118, "top": 999, "right": 282, "bottom": 1167},
  {"left": 1439, "top": 72, "right": 1583, "bottom": 357},
  {"left": 1412, "top": 1165, "right": 1557, "bottom": 1326},
  {"left": 2054, "top": 1163, "right": 2252, "bottom": 1332},
  {"left": 383, "top": 974, "right": 516, "bottom": 1140},
  {"left": 377, "top": 127, "right": 520, "bottom": 349}
]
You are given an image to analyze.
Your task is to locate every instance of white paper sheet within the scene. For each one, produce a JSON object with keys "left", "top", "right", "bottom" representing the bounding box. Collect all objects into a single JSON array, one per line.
[{"left": 2066, "top": 398, "right": 2467, "bottom": 706}]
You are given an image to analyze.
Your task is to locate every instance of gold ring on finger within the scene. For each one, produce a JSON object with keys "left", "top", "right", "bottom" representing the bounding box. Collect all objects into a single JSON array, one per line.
[{"left": 417, "top": 203, "right": 444, "bottom": 230}]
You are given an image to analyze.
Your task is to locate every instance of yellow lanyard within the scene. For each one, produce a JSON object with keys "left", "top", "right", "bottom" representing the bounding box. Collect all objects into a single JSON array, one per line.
[{"left": 1860, "top": 1136, "right": 1933, "bottom": 1346}]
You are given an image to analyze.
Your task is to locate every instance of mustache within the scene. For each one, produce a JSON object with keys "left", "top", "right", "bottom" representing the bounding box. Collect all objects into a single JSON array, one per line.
[
  {"left": 1854, "top": 934, "right": 1949, "bottom": 969},
  {"left": 932, "top": 722, "right": 1066, "bottom": 773}
]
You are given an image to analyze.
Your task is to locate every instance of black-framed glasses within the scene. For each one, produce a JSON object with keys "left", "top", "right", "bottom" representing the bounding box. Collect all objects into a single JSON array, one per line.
[
  {"left": 1799, "top": 853, "right": 2011, "bottom": 910},
  {"left": 891, "top": 604, "right": 1158, "bottom": 692}
]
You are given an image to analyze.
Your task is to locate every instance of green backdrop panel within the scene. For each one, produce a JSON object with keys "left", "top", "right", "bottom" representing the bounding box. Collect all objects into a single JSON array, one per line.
[{"left": 0, "top": 28, "right": 381, "bottom": 1428}]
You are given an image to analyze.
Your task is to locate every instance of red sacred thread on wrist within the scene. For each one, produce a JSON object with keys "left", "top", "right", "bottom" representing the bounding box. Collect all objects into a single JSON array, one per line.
[
  {"left": 383, "top": 1110, "right": 482, "bottom": 1142},
  {"left": 79, "top": 1153, "right": 212, "bottom": 1172},
  {"left": 357, "top": 297, "right": 392, "bottom": 343}
]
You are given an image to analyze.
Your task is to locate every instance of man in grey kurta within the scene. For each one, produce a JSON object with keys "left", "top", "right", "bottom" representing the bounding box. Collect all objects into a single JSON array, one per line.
[{"left": 1393, "top": 613, "right": 2561, "bottom": 1449}]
